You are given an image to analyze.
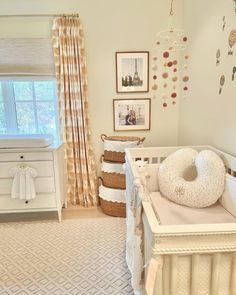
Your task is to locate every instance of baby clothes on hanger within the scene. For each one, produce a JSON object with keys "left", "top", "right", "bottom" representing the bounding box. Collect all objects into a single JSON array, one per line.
[{"left": 10, "top": 166, "right": 38, "bottom": 200}]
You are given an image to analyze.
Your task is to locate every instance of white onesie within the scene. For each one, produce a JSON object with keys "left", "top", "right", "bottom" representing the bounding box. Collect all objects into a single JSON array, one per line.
[{"left": 10, "top": 166, "right": 38, "bottom": 200}]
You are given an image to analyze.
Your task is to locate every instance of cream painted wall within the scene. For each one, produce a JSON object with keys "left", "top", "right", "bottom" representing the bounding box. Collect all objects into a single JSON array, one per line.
[
  {"left": 0, "top": 0, "right": 183, "bottom": 163},
  {"left": 179, "top": 0, "right": 236, "bottom": 155}
]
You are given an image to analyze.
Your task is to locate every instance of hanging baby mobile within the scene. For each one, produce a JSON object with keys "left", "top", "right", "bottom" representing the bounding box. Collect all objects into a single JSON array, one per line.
[{"left": 152, "top": 0, "right": 190, "bottom": 108}]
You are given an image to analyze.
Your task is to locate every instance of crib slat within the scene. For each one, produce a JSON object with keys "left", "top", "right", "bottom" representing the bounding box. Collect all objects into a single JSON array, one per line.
[
  {"left": 191, "top": 254, "right": 200, "bottom": 295},
  {"left": 211, "top": 253, "right": 221, "bottom": 295},
  {"left": 163, "top": 255, "right": 171, "bottom": 295},
  {"left": 231, "top": 254, "right": 236, "bottom": 295},
  {"left": 170, "top": 255, "right": 178, "bottom": 295}
]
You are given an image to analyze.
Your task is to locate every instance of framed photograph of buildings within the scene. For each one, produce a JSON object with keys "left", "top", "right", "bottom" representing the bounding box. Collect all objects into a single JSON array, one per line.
[
  {"left": 115, "top": 51, "right": 149, "bottom": 93},
  {"left": 113, "top": 98, "right": 151, "bottom": 131}
]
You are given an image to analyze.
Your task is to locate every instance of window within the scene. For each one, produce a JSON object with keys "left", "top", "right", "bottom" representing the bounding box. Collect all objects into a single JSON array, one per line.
[{"left": 0, "top": 79, "right": 59, "bottom": 140}]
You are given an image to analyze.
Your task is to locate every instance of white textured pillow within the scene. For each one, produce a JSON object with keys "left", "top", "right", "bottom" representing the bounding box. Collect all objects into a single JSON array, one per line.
[{"left": 159, "top": 149, "right": 225, "bottom": 208}]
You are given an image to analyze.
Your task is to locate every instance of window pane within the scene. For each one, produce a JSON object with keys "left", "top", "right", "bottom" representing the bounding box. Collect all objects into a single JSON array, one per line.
[
  {"left": 37, "top": 102, "right": 56, "bottom": 136},
  {"left": 34, "top": 81, "right": 54, "bottom": 101},
  {"left": 16, "top": 102, "right": 36, "bottom": 133},
  {"left": 0, "top": 83, "right": 3, "bottom": 101},
  {"left": 0, "top": 103, "right": 6, "bottom": 134},
  {"left": 13, "top": 82, "right": 33, "bottom": 101}
]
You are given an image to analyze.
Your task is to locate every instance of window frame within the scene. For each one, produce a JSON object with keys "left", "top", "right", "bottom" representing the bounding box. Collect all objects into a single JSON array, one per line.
[{"left": 0, "top": 76, "right": 59, "bottom": 139}]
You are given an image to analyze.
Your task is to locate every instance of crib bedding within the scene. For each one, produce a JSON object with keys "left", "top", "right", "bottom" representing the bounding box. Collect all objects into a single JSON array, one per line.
[{"left": 150, "top": 191, "right": 236, "bottom": 225}]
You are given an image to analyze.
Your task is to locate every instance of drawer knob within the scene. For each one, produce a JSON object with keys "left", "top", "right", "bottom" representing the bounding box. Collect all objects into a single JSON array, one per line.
[
  {"left": 20, "top": 155, "right": 24, "bottom": 159},
  {"left": 25, "top": 200, "right": 29, "bottom": 204}
]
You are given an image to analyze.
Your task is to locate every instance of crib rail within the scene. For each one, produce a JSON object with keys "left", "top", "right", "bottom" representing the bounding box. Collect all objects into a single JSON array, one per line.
[{"left": 125, "top": 145, "right": 236, "bottom": 179}]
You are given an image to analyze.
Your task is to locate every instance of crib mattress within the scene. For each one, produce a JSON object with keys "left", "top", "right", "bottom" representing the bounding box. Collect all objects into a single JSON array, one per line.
[{"left": 150, "top": 192, "right": 236, "bottom": 225}]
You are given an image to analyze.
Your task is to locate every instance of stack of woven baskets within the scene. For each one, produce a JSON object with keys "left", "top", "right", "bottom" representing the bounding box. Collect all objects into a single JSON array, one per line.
[{"left": 99, "top": 134, "right": 145, "bottom": 217}]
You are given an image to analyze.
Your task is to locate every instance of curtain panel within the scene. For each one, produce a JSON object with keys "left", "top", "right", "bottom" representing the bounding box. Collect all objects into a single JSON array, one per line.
[{"left": 52, "top": 17, "right": 97, "bottom": 207}]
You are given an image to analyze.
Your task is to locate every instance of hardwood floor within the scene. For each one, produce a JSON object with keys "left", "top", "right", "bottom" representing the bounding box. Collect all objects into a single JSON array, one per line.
[{"left": 0, "top": 205, "right": 109, "bottom": 223}]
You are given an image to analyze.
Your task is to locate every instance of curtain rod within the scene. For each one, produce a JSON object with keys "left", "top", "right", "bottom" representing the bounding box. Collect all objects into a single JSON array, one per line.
[{"left": 0, "top": 14, "right": 79, "bottom": 18}]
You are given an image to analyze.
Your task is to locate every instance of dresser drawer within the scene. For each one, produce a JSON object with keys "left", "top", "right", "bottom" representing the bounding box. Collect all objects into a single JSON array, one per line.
[
  {"left": 0, "top": 194, "right": 57, "bottom": 210},
  {"left": 0, "top": 161, "right": 54, "bottom": 178},
  {"left": 0, "top": 152, "right": 53, "bottom": 162},
  {"left": 0, "top": 177, "right": 55, "bottom": 195}
]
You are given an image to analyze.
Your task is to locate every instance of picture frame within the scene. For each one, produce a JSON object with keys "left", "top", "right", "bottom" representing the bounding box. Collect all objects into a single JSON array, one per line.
[
  {"left": 115, "top": 51, "right": 149, "bottom": 93},
  {"left": 113, "top": 98, "right": 151, "bottom": 131}
]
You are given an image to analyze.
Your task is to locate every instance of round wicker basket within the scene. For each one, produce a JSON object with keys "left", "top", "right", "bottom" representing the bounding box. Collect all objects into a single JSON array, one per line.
[
  {"left": 101, "top": 135, "right": 142, "bottom": 142},
  {"left": 98, "top": 177, "right": 126, "bottom": 218},
  {"left": 100, "top": 198, "right": 126, "bottom": 218},
  {"left": 103, "top": 150, "right": 125, "bottom": 163},
  {"left": 101, "top": 134, "right": 145, "bottom": 163},
  {"left": 102, "top": 171, "right": 126, "bottom": 189}
]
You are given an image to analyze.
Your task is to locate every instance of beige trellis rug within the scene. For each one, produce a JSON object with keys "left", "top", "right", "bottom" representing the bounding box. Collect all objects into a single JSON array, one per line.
[{"left": 0, "top": 217, "right": 134, "bottom": 295}]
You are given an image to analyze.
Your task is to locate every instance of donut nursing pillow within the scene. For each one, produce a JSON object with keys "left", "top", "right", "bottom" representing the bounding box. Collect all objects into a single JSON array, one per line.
[{"left": 159, "top": 149, "right": 225, "bottom": 208}]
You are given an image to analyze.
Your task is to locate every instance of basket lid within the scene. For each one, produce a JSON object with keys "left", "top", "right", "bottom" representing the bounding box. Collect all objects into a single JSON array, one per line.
[{"left": 104, "top": 135, "right": 141, "bottom": 142}]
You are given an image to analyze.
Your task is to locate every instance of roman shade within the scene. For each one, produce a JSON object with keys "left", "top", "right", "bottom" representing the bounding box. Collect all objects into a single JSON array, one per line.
[{"left": 0, "top": 38, "right": 55, "bottom": 75}]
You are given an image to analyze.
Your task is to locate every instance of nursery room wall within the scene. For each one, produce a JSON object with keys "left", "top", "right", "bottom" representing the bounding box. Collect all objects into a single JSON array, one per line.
[
  {"left": 178, "top": 0, "right": 236, "bottom": 156},
  {"left": 0, "top": 0, "right": 184, "bottom": 162}
]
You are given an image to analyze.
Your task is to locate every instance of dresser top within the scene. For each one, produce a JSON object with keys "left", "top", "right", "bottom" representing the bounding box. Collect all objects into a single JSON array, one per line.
[{"left": 0, "top": 141, "right": 63, "bottom": 153}]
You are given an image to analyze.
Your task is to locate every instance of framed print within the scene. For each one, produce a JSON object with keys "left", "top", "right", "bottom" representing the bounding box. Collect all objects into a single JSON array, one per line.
[
  {"left": 116, "top": 51, "right": 149, "bottom": 93},
  {"left": 113, "top": 98, "right": 151, "bottom": 131}
]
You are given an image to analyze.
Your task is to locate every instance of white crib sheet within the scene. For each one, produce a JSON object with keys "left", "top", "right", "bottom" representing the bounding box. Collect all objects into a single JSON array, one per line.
[{"left": 151, "top": 192, "right": 236, "bottom": 225}]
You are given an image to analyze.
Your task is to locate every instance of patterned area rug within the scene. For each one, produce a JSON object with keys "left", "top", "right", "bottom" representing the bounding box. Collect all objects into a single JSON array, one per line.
[{"left": 0, "top": 218, "right": 134, "bottom": 295}]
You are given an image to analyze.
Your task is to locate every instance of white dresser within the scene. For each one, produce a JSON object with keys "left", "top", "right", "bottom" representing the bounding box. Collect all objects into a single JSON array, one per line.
[{"left": 0, "top": 142, "right": 65, "bottom": 221}]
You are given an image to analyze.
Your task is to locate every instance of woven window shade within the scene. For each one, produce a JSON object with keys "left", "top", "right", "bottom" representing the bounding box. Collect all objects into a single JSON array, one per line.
[{"left": 0, "top": 38, "right": 55, "bottom": 76}]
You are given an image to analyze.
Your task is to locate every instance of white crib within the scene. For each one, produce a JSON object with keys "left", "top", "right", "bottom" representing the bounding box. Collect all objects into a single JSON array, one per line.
[{"left": 125, "top": 146, "right": 236, "bottom": 295}]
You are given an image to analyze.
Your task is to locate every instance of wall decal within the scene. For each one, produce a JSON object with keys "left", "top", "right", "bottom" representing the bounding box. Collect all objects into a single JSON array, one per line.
[
  {"left": 222, "top": 16, "right": 226, "bottom": 31},
  {"left": 219, "top": 75, "right": 225, "bottom": 94},
  {"left": 233, "top": 0, "right": 236, "bottom": 14},
  {"left": 216, "top": 49, "right": 221, "bottom": 66},
  {"left": 232, "top": 66, "right": 236, "bottom": 81},
  {"left": 228, "top": 29, "right": 236, "bottom": 55}
]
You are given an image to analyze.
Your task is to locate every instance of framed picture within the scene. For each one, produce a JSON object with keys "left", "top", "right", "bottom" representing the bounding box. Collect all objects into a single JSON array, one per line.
[
  {"left": 113, "top": 98, "right": 151, "bottom": 131},
  {"left": 116, "top": 51, "right": 149, "bottom": 93}
]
